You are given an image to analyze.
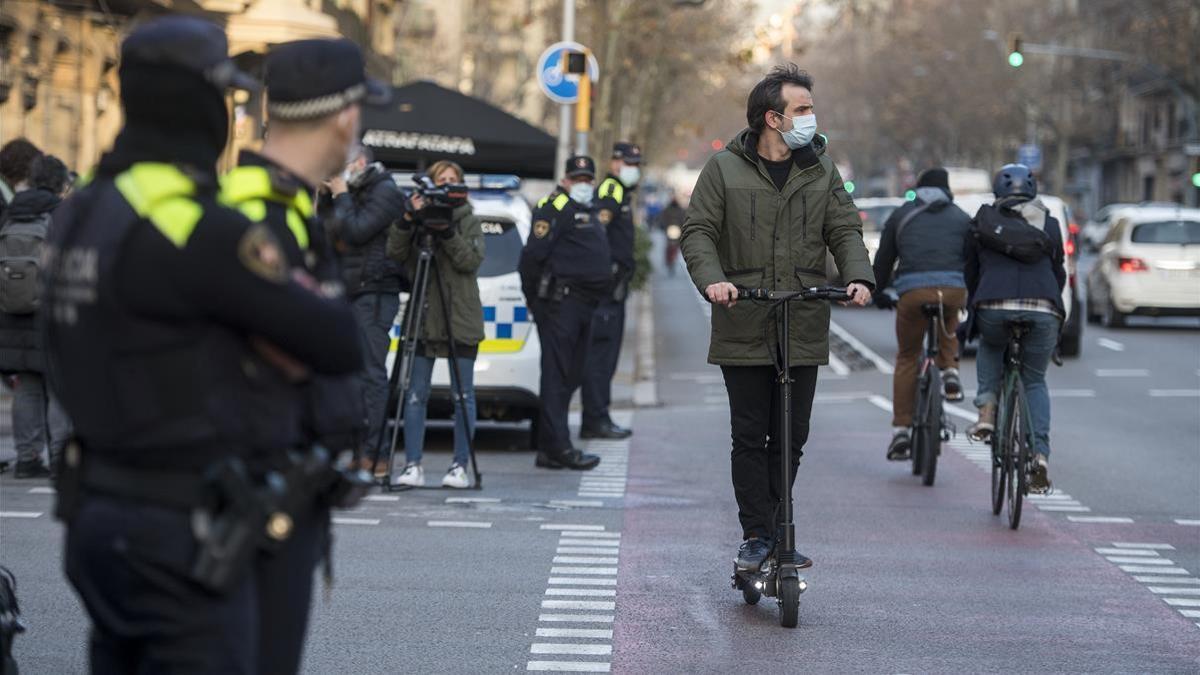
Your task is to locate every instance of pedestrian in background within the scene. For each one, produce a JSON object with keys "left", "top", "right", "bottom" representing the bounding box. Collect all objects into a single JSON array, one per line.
[
  {"left": 580, "top": 142, "right": 641, "bottom": 441},
  {"left": 0, "top": 139, "right": 42, "bottom": 221},
  {"left": 323, "top": 143, "right": 409, "bottom": 473},
  {"left": 0, "top": 154, "right": 73, "bottom": 478},
  {"left": 387, "top": 160, "right": 484, "bottom": 488}
]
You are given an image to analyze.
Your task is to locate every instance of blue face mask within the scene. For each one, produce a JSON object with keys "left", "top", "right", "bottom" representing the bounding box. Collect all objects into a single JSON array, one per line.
[
  {"left": 775, "top": 112, "right": 817, "bottom": 150},
  {"left": 569, "top": 182, "right": 595, "bottom": 206}
]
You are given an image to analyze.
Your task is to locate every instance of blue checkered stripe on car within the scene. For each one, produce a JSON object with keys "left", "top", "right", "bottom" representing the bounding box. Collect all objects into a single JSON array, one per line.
[{"left": 483, "top": 304, "right": 530, "bottom": 340}]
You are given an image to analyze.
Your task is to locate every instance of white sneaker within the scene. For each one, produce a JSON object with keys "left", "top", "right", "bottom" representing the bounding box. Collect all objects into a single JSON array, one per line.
[
  {"left": 442, "top": 463, "right": 469, "bottom": 489},
  {"left": 395, "top": 463, "right": 424, "bottom": 487}
]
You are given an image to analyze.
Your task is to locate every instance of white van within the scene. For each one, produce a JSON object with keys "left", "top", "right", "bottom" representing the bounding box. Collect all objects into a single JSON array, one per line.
[{"left": 386, "top": 175, "right": 541, "bottom": 428}]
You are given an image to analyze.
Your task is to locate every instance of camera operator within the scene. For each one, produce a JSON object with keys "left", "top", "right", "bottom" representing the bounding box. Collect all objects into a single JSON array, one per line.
[
  {"left": 385, "top": 161, "right": 484, "bottom": 488},
  {"left": 323, "top": 144, "right": 409, "bottom": 474}
]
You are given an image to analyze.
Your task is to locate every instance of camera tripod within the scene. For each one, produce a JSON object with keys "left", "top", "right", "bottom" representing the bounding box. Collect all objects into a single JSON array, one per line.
[{"left": 371, "top": 227, "right": 482, "bottom": 490}]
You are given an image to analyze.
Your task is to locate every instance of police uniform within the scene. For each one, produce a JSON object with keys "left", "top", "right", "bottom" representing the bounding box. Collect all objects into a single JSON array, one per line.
[
  {"left": 520, "top": 156, "right": 609, "bottom": 470},
  {"left": 581, "top": 142, "right": 640, "bottom": 439},
  {"left": 42, "top": 18, "right": 364, "bottom": 674}
]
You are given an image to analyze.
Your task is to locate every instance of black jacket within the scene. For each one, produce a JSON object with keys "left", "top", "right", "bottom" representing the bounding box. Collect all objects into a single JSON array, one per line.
[
  {"left": 0, "top": 188, "right": 58, "bottom": 373},
  {"left": 872, "top": 188, "right": 972, "bottom": 292},
  {"left": 323, "top": 164, "right": 408, "bottom": 297},
  {"left": 965, "top": 201, "right": 1066, "bottom": 315}
]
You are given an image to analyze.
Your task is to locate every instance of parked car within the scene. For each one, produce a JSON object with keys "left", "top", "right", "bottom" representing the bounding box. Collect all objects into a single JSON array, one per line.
[
  {"left": 826, "top": 196, "right": 905, "bottom": 282},
  {"left": 1085, "top": 206, "right": 1200, "bottom": 327},
  {"left": 955, "top": 193, "right": 1083, "bottom": 357},
  {"left": 386, "top": 174, "right": 541, "bottom": 430}
]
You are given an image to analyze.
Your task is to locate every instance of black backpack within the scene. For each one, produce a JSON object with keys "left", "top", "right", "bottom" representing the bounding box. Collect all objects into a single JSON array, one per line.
[
  {"left": 0, "top": 566, "right": 24, "bottom": 675},
  {"left": 972, "top": 203, "right": 1053, "bottom": 264},
  {"left": 0, "top": 213, "right": 50, "bottom": 315}
]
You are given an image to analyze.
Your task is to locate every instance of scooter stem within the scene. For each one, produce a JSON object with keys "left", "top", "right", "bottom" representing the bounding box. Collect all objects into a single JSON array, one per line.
[{"left": 778, "top": 301, "right": 795, "bottom": 565}]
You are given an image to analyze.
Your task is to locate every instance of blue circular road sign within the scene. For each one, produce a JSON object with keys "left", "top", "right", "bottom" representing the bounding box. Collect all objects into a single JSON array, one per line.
[{"left": 537, "top": 41, "right": 600, "bottom": 105}]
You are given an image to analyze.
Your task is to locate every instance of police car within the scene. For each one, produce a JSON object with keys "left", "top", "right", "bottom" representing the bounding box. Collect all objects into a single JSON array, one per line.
[{"left": 385, "top": 174, "right": 541, "bottom": 429}]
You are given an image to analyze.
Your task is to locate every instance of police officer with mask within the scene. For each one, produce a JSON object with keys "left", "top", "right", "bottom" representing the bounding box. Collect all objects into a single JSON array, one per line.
[
  {"left": 580, "top": 142, "right": 641, "bottom": 440},
  {"left": 218, "top": 38, "right": 385, "bottom": 673},
  {"left": 42, "top": 17, "right": 364, "bottom": 674},
  {"left": 521, "top": 156, "right": 609, "bottom": 471}
]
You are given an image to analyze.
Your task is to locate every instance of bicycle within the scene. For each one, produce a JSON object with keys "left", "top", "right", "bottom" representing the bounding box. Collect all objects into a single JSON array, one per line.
[
  {"left": 910, "top": 301, "right": 955, "bottom": 487},
  {"left": 983, "top": 321, "right": 1039, "bottom": 530}
]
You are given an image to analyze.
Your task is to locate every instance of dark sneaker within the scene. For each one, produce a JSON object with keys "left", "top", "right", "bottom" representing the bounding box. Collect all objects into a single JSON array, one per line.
[
  {"left": 776, "top": 548, "right": 814, "bottom": 569},
  {"left": 736, "top": 538, "right": 773, "bottom": 572},
  {"left": 13, "top": 460, "right": 51, "bottom": 479},
  {"left": 580, "top": 421, "right": 632, "bottom": 440},
  {"left": 887, "top": 430, "right": 912, "bottom": 461},
  {"left": 1029, "top": 454, "right": 1051, "bottom": 494},
  {"left": 536, "top": 449, "right": 601, "bottom": 471},
  {"left": 943, "top": 369, "right": 964, "bottom": 402}
]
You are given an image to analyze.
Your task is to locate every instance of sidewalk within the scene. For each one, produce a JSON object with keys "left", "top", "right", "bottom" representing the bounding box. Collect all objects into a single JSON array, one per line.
[{"left": 604, "top": 287, "right": 659, "bottom": 411}]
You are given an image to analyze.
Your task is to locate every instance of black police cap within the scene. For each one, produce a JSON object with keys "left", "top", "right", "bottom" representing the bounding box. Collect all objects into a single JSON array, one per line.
[
  {"left": 265, "top": 39, "right": 389, "bottom": 121},
  {"left": 565, "top": 155, "right": 596, "bottom": 179},
  {"left": 121, "top": 16, "right": 258, "bottom": 92},
  {"left": 612, "top": 142, "right": 642, "bottom": 165}
]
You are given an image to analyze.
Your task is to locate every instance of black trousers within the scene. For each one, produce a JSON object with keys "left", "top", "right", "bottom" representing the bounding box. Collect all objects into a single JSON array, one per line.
[
  {"left": 580, "top": 297, "right": 626, "bottom": 428},
  {"left": 65, "top": 494, "right": 325, "bottom": 674},
  {"left": 537, "top": 295, "right": 595, "bottom": 453},
  {"left": 720, "top": 365, "right": 819, "bottom": 540}
]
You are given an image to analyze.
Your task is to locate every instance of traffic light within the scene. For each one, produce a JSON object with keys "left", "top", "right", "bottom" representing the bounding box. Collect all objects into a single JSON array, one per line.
[
  {"left": 844, "top": 180, "right": 856, "bottom": 194},
  {"left": 905, "top": 189, "right": 917, "bottom": 201},
  {"left": 1007, "top": 33, "right": 1024, "bottom": 68},
  {"left": 1192, "top": 171, "right": 1200, "bottom": 188}
]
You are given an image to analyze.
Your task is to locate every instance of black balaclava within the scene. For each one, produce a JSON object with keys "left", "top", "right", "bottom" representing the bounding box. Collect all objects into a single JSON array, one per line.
[{"left": 98, "top": 63, "right": 229, "bottom": 181}]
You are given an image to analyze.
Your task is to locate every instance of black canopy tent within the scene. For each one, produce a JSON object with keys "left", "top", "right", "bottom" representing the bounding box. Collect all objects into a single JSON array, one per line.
[{"left": 360, "top": 81, "right": 557, "bottom": 179}]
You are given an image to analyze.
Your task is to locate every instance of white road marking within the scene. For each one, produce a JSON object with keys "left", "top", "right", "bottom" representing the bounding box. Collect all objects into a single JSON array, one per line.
[
  {"left": 527, "top": 660, "right": 610, "bottom": 672},
  {"left": 545, "top": 589, "right": 617, "bottom": 597},
  {"left": 1105, "top": 556, "right": 1175, "bottom": 565},
  {"left": 1068, "top": 516, "right": 1134, "bottom": 523},
  {"left": 363, "top": 495, "right": 400, "bottom": 502},
  {"left": 28, "top": 487, "right": 55, "bottom": 494},
  {"left": 445, "top": 497, "right": 501, "bottom": 504},
  {"left": 1028, "top": 494, "right": 1078, "bottom": 501},
  {"left": 1095, "top": 368, "right": 1149, "bottom": 377},
  {"left": 1112, "top": 542, "right": 1175, "bottom": 549},
  {"left": 538, "top": 614, "right": 614, "bottom": 623},
  {"left": 1096, "top": 337, "right": 1125, "bottom": 351},
  {"left": 1179, "top": 610, "right": 1200, "bottom": 618},
  {"left": 1132, "top": 576, "right": 1200, "bottom": 584},
  {"left": 1094, "top": 548, "right": 1159, "bottom": 556},
  {"left": 1050, "top": 389, "right": 1097, "bottom": 398},
  {"left": 0, "top": 511, "right": 42, "bottom": 519},
  {"left": 1119, "top": 566, "right": 1189, "bottom": 575},
  {"left": 427, "top": 520, "right": 492, "bottom": 528},
  {"left": 1175, "top": 519, "right": 1200, "bottom": 526},
  {"left": 536, "top": 628, "right": 613, "bottom": 639},
  {"left": 540, "top": 524, "right": 606, "bottom": 531},
  {"left": 550, "top": 500, "right": 605, "bottom": 508},
  {"left": 531, "top": 644, "right": 612, "bottom": 656},
  {"left": 827, "top": 352, "right": 850, "bottom": 376},
  {"left": 578, "top": 494, "right": 625, "bottom": 499},
  {"left": 867, "top": 395, "right": 892, "bottom": 413},
  {"left": 1149, "top": 390, "right": 1200, "bottom": 398},
  {"left": 541, "top": 600, "right": 617, "bottom": 611},
  {"left": 1036, "top": 505, "right": 1091, "bottom": 512},
  {"left": 1163, "top": 598, "right": 1200, "bottom": 607},
  {"left": 553, "top": 557, "right": 619, "bottom": 565},
  {"left": 558, "top": 540, "right": 620, "bottom": 548},
  {"left": 332, "top": 517, "right": 380, "bottom": 525},
  {"left": 558, "top": 548, "right": 624, "bottom": 555},
  {"left": 548, "top": 578, "right": 617, "bottom": 586},
  {"left": 552, "top": 531, "right": 620, "bottom": 538},
  {"left": 829, "top": 320, "right": 894, "bottom": 373},
  {"left": 550, "top": 567, "right": 618, "bottom": 576},
  {"left": 1149, "top": 587, "right": 1200, "bottom": 595}
]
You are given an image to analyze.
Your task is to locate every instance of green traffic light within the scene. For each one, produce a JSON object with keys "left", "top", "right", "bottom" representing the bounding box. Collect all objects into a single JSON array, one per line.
[
  {"left": 905, "top": 189, "right": 917, "bottom": 201},
  {"left": 1008, "top": 51, "right": 1024, "bottom": 68},
  {"left": 844, "top": 181, "right": 856, "bottom": 194},
  {"left": 1192, "top": 172, "right": 1200, "bottom": 188}
]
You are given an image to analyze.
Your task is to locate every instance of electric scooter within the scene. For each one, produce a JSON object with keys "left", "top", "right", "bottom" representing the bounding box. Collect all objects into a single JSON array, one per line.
[{"left": 728, "top": 285, "right": 851, "bottom": 628}]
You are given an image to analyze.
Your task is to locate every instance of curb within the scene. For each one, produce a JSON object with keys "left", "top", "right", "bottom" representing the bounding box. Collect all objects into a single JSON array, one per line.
[{"left": 632, "top": 286, "right": 660, "bottom": 408}]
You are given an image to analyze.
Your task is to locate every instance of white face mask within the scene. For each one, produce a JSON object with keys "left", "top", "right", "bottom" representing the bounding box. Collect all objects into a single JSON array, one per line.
[
  {"left": 619, "top": 166, "right": 641, "bottom": 187},
  {"left": 775, "top": 112, "right": 817, "bottom": 150},
  {"left": 569, "top": 182, "right": 595, "bottom": 206}
]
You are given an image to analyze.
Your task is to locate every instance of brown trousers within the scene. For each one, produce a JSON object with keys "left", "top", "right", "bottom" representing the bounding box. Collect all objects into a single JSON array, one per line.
[{"left": 892, "top": 286, "right": 968, "bottom": 427}]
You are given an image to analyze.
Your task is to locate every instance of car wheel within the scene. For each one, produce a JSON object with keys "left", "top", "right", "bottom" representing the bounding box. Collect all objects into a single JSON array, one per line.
[
  {"left": 1085, "top": 294, "right": 1100, "bottom": 324},
  {"left": 1103, "top": 297, "right": 1126, "bottom": 328}
]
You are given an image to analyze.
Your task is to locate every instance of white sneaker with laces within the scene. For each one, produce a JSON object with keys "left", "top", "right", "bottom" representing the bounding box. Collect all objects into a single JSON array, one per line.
[
  {"left": 442, "top": 463, "right": 469, "bottom": 489},
  {"left": 395, "top": 463, "right": 424, "bottom": 487}
]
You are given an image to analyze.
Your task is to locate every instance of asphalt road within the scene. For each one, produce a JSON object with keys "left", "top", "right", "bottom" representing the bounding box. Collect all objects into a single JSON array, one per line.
[{"left": 0, "top": 251, "right": 1196, "bottom": 673}]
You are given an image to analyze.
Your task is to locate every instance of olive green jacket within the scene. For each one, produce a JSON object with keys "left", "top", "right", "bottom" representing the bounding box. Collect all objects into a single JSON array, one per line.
[
  {"left": 386, "top": 203, "right": 486, "bottom": 355},
  {"left": 680, "top": 129, "right": 874, "bottom": 366}
]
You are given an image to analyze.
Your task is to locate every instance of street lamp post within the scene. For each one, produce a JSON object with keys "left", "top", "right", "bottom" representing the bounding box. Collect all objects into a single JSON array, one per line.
[{"left": 555, "top": 0, "right": 575, "bottom": 181}]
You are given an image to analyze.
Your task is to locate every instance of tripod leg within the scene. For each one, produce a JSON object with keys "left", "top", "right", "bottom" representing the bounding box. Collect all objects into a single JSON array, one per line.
[
  {"left": 379, "top": 245, "right": 434, "bottom": 485},
  {"left": 431, "top": 262, "right": 482, "bottom": 489}
]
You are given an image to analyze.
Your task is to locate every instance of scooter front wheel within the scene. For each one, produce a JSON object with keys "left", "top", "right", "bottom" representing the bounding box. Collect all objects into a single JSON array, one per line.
[
  {"left": 742, "top": 585, "right": 761, "bottom": 605},
  {"left": 778, "top": 577, "right": 801, "bottom": 628}
]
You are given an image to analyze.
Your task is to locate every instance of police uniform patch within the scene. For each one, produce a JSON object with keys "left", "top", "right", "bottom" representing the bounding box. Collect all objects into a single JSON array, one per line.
[
  {"left": 598, "top": 209, "right": 614, "bottom": 225},
  {"left": 533, "top": 219, "right": 551, "bottom": 239},
  {"left": 238, "top": 224, "right": 288, "bottom": 282}
]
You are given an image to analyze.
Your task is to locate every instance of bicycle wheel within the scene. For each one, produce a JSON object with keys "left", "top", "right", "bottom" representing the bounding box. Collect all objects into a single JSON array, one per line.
[
  {"left": 1005, "top": 384, "right": 1025, "bottom": 530},
  {"left": 990, "top": 428, "right": 1006, "bottom": 515},
  {"left": 921, "top": 367, "right": 942, "bottom": 487},
  {"left": 911, "top": 367, "right": 928, "bottom": 476}
]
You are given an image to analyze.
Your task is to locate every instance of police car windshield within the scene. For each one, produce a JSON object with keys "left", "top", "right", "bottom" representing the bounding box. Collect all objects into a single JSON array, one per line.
[{"left": 478, "top": 217, "right": 522, "bottom": 277}]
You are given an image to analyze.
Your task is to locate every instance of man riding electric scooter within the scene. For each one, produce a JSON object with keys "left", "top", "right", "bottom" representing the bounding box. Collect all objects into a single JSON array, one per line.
[{"left": 680, "top": 64, "right": 873, "bottom": 625}]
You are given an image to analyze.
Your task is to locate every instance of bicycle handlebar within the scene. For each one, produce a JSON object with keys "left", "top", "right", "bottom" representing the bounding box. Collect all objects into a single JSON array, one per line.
[{"left": 735, "top": 286, "right": 853, "bottom": 303}]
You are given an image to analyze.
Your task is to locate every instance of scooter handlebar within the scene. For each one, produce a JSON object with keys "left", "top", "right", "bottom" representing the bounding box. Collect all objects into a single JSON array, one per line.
[{"left": 734, "top": 286, "right": 853, "bottom": 303}]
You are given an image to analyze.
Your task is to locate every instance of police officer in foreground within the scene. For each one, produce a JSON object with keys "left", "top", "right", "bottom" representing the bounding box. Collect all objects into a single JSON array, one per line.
[
  {"left": 520, "top": 156, "right": 609, "bottom": 470},
  {"left": 43, "top": 17, "right": 364, "bottom": 674},
  {"left": 218, "top": 38, "right": 385, "bottom": 672},
  {"left": 580, "top": 142, "right": 640, "bottom": 440}
]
